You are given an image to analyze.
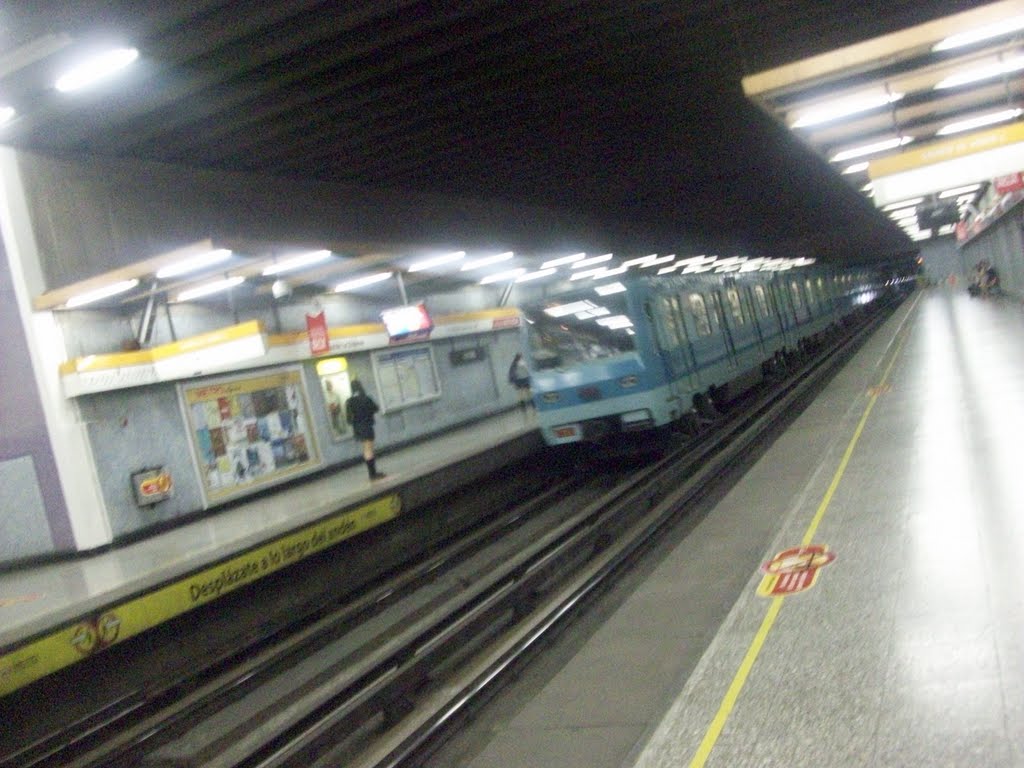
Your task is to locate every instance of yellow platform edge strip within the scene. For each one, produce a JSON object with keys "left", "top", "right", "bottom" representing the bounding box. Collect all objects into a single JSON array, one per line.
[
  {"left": 688, "top": 298, "right": 917, "bottom": 767},
  {"left": 0, "top": 493, "right": 401, "bottom": 698}
]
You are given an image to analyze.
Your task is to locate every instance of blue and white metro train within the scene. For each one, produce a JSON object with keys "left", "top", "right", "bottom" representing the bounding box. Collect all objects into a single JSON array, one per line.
[{"left": 521, "top": 262, "right": 896, "bottom": 445}]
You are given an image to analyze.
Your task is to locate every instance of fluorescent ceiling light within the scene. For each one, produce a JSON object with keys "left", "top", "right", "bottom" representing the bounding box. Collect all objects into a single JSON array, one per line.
[
  {"left": 936, "top": 108, "right": 1023, "bottom": 136},
  {"left": 933, "top": 15, "right": 1024, "bottom": 51},
  {"left": 545, "top": 300, "right": 596, "bottom": 317},
  {"left": 842, "top": 162, "right": 870, "bottom": 175},
  {"left": 571, "top": 253, "right": 613, "bottom": 269},
  {"left": 882, "top": 197, "right": 923, "bottom": 211},
  {"left": 479, "top": 268, "right": 526, "bottom": 285},
  {"left": 715, "top": 265, "right": 741, "bottom": 273},
  {"left": 514, "top": 268, "right": 557, "bottom": 283},
  {"left": 862, "top": 182, "right": 874, "bottom": 192},
  {"left": 675, "top": 255, "right": 713, "bottom": 266},
  {"left": 408, "top": 251, "right": 465, "bottom": 272},
  {"left": 334, "top": 272, "right": 392, "bottom": 292},
  {"left": 460, "top": 252, "right": 513, "bottom": 271},
  {"left": 541, "top": 253, "right": 586, "bottom": 269},
  {"left": 570, "top": 267, "right": 610, "bottom": 281},
  {"left": 55, "top": 47, "right": 139, "bottom": 92},
  {"left": 595, "top": 315, "right": 633, "bottom": 329},
  {"left": 683, "top": 264, "right": 715, "bottom": 274},
  {"left": 791, "top": 91, "right": 903, "bottom": 129},
  {"left": 575, "top": 306, "right": 610, "bottom": 319},
  {"left": 0, "top": 106, "right": 14, "bottom": 126},
  {"left": 261, "top": 249, "right": 332, "bottom": 276},
  {"left": 621, "top": 254, "right": 658, "bottom": 268},
  {"left": 155, "top": 248, "right": 232, "bottom": 279},
  {"left": 639, "top": 255, "right": 676, "bottom": 268},
  {"left": 65, "top": 278, "right": 139, "bottom": 308},
  {"left": 595, "top": 265, "right": 628, "bottom": 277},
  {"left": 175, "top": 276, "right": 244, "bottom": 302},
  {"left": 792, "top": 258, "right": 816, "bottom": 266},
  {"left": 910, "top": 229, "right": 932, "bottom": 241},
  {"left": 889, "top": 207, "right": 918, "bottom": 219},
  {"left": 595, "top": 282, "right": 626, "bottom": 295},
  {"left": 830, "top": 136, "right": 913, "bottom": 162},
  {"left": 935, "top": 56, "right": 1024, "bottom": 89},
  {"left": 715, "top": 256, "right": 745, "bottom": 267},
  {"left": 938, "top": 184, "right": 982, "bottom": 199}
]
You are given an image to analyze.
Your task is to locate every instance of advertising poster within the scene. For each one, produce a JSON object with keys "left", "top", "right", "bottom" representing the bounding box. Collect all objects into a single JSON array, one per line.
[{"left": 180, "top": 367, "right": 321, "bottom": 504}]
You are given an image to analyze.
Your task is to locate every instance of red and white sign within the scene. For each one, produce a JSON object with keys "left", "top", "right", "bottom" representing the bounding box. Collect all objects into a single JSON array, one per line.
[
  {"left": 757, "top": 544, "right": 836, "bottom": 597},
  {"left": 994, "top": 172, "right": 1024, "bottom": 195},
  {"left": 306, "top": 311, "right": 330, "bottom": 355}
]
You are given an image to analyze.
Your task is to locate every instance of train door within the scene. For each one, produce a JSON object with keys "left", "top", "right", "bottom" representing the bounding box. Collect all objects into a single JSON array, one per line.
[
  {"left": 789, "top": 278, "right": 810, "bottom": 324},
  {"left": 747, "top": 282, "right": 778, "bottom": 352},
  {"left": 683, "top": 291, "right": 725, "bottom": 379},
  {"left": 707, "top": 291, "right": 739, "bottom": 370},
  {"left": 768, "top": 277, "right": 797, "bottom": 349},
  {"left": 721, "top": 284, "right": 759, "bottom": 362},
  {"left": 648, "top": 293, "right": 690, "bottom": 402}
]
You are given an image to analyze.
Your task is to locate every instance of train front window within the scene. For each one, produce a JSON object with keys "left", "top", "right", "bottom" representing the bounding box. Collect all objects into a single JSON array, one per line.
[{"left": 525, "top": 293, "right": 636, "bottom": 369}]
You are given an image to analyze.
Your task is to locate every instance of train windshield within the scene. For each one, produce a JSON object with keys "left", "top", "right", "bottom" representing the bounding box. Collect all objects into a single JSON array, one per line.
[{"left": 523, "top": 290, "right": 637, "bottom": 369}]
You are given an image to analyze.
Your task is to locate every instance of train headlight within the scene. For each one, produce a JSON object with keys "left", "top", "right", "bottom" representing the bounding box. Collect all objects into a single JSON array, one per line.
[
  {"left": 619, "top": 375, "right": 639, "bottom": 388},
  {"left": 577, "top": 386, "right": 601, "bottom": 401},
  {"left": 541, "top": 392, "right": 560, "bottom": 403}
]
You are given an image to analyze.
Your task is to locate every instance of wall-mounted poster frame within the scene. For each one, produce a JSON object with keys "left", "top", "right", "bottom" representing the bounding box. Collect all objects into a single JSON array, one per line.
[
  {"left": 371, "top": 344, "right": 441, "bottom": 413},
  {"left": 179, "top": 366, "right": 321, "bottom": 505}
]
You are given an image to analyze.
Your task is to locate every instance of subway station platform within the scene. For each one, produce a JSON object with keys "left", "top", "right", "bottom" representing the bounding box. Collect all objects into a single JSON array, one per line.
[
  {"left": 428, "top": 288, "right": 1024, "bottom": 768},
  {"left": 0, "top": 408, "right": 540, "bottom": 696}
]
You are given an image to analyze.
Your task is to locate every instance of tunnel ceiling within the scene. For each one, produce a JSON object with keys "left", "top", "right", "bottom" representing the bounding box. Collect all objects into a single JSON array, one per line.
[{"left": 0, "top": 1, "right": 979, "bottom": 268}]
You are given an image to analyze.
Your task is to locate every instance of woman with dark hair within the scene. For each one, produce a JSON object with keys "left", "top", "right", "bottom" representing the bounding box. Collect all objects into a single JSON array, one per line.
[
  {"left": 508, "top": 352, "right": 531, "bottom": 408},
  {"left": 345, "top": 380, "right": 385, "bottom": 480}
]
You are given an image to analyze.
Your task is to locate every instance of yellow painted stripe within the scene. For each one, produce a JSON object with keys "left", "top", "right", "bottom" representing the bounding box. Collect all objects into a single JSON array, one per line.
[
  {"left": 0, "top": 493, "right": 401, "bottom": 697},
  {"left": 268, "top": 323, "right": 385, "bottom": 346},
  {"left": 60, "top": 320, "right": 265, "bottom": 374},
  {"left": 689, "top": 309, "right": 913, "bottom": 767},
  {"left": 148, "top": 320, "right": 263, "bottom": 360},
  {"left": 869, "top": 122, "right": 1024, "bottom": 177}
]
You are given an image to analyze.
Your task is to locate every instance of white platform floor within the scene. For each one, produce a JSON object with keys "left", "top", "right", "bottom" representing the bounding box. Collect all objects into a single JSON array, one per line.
[
  {"left": 425, "top": 288, "right": 1024, "bottom": 768},
  {"left": 0, "top": 408, "right": 537, "bottom": 652}
]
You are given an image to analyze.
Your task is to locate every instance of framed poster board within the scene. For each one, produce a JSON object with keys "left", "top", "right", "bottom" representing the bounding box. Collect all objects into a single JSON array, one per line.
[
  {"left": 371, "top": 345, "right": 441, "bottom": 412},
  {"left": 180, "top": 366, "right": 321, "bottom": 504}
]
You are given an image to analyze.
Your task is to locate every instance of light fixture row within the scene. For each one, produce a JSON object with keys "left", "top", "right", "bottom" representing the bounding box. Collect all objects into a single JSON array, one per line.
[
  {"left": 63, "top": 245, "right": 823, "bottom": 308},
  {"left": 1, "top": 46, "right": 140, "bottom": 129}
]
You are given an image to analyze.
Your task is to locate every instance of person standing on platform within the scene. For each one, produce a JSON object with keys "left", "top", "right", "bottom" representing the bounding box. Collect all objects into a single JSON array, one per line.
[
  {"left": 324, "top": 380, "right": 343, "bottom": 435},
  {"left": 508, "top": 352, "right": 531, "bottom": 408},
  {"left": 346, "top": 380, "right": 386, "bottom": 480}
]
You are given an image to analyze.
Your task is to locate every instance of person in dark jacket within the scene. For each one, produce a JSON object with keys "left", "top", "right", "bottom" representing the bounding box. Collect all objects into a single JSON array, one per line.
[
  {"left": 508, "top": 352, "right": 531, "bottom": 408},
  {"left": 345, "top": 379, "right": 385, "bottom": 480}
]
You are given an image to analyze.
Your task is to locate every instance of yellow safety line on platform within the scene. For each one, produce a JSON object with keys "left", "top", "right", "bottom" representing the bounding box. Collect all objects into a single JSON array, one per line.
[{"left": 688, "top": 299, "right": 916, "bottom": 768}]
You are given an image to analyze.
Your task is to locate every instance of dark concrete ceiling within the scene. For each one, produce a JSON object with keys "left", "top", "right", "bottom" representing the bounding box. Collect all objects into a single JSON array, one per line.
[{"left": 0, "top": 1, "right": 975, "bottom": 267}]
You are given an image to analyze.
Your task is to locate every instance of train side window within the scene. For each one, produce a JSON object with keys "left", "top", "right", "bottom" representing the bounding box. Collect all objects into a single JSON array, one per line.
[
  {"left": 725, "top": 288, "right": 745, "bottom": 325},
  {"left": 789, "top": 281, "right": 803, "bottom": 310},
  {"left": 804, "top": 278, "right": 815, "bottom": 307},
  {"left": 688, "top": 293, "right": 712, "bottom": 336},
  {"left": 753, "top": 285, "right": 770, "bottom": 318}
]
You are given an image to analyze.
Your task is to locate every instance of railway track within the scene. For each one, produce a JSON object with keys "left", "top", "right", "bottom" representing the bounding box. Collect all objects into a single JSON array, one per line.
[{"left": 4, "top": 297, "right": 900, "bottom": 768}]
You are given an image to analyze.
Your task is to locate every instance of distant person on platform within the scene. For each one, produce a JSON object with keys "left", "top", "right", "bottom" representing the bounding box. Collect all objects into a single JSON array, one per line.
[
  {"left": 324, "top": 380, "right": 343, "bottom": 435},
  {"left": 508, "top": 352, "right": 532, "bottom": 408},
  {"left": 346, "top": 380, "right": 385, "bottom": 480}
]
